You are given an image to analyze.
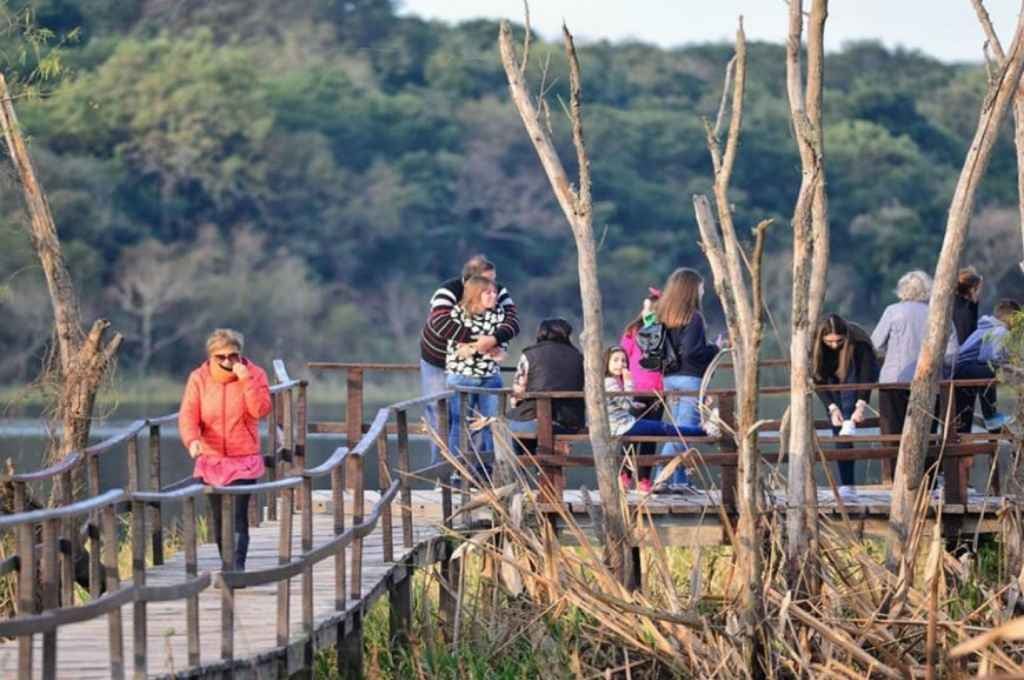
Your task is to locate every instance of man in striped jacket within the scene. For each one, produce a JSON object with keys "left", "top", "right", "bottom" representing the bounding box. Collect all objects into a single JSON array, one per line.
[{"left": 420, "top": 254, "right": 520, "bottom": 462}]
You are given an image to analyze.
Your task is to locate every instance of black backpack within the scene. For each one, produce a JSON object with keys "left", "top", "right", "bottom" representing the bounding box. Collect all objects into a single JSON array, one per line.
[{"left": 636, "top": 322, "right": 680, "bottom": 374}]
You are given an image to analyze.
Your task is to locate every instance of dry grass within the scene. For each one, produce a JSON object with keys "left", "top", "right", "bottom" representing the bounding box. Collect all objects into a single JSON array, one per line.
[{"left": 378, "top": 421, "right": 1024, "bottom": 678}]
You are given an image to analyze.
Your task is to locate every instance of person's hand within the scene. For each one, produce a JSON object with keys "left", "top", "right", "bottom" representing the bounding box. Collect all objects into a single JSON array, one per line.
[
  {"left": 716, "top": 333, "right": 730, "bottom": 349},
  {"left": 232, "top": 361, "right": 250, "bottom": 381},
  {"left": 852, "top": 399, "right": 868, "bottom": 425},
  {"left": 828, "top": 404, "right": 843, "bottom": 428},
  {"left": 188, "top": 440, "right": 203, "bottom": 459},
  {"left": 621, "top": 368, "right": 632, "bottom": 383},
  {"left": 455, "top": 343, "right": 477, "bottom": 359},
  {"left": 474, "top": 335, "right": 498, "bottom": 353}
]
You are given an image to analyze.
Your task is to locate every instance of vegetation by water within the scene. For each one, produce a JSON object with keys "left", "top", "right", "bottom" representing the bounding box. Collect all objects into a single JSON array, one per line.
[{"left": 0, "top": 0, "right": 1022, "bottom": 387}]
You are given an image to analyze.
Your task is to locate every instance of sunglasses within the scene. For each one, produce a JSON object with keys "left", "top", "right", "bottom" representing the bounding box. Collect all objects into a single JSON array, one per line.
[{"left": 212, "top": 352, "right": 240, "bottom": 362}]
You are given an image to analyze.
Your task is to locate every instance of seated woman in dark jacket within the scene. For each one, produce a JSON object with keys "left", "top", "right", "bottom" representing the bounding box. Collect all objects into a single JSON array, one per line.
[
  {"left": 506, "top": 319, "right": 585, "bottom": 449},
  {"left": 812, "top": 314, "right": 879, "bottom": 497}
]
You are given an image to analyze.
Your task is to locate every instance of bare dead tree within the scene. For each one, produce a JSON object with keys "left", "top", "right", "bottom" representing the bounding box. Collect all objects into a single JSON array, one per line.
[
  {"left": 888, "top": 8, "right": 1024, "bottom": 574},
  {"left": 784, "top": 0, "right": 830, "bottom": 592},
  {"left": 0, "top": 73, "right": 122, "bottom": 469},
  {"left": 111, "top": 238, "right": 209, "bottom": 377},
  {"left": 972, "top": 0, "right": 1024, "bottom": 271},
  {"left": 693, "top": 18, "right": 772, "bottom": 669},
  {"left": 498, "top": 18, "right": 632, "bottom": 584}
]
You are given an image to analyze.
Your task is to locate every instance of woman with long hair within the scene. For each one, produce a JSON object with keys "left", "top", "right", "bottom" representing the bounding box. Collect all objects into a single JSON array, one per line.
[
  {"left": 445, "top": 275, "right": 507, "bottom": 459},
  {"left": 812, "top": 314, "right": 879, "bottom": 496},
  {"left": 655, "top": 268, "right": 719, "bottom": 490},
  {"left": 620, "top": 288, "right": 665, "bottom": 483}
]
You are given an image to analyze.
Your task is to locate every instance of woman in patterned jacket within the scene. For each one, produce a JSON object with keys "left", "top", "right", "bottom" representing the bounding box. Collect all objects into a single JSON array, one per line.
[{"left": 445, "top": 275, "right": 507, "bottom": 458}]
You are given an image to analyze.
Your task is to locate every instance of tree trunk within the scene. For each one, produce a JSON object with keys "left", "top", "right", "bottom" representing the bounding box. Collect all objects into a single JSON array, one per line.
[
  {"left": 693, "top": 21, "right": 771, "bottom": 671},
  {"left": 784, "top": 0, "right": 829, "bottom": 593},
  {"left": 970, "top": 0, "right": 1024, "bottom": 271},
  {"left": 498, "top": 21, "right": 630, "bottom": 584},
  {"left": 888, "top": 14, "right": 1024, "bottom": 572},
  {"left": 0, "top": 73, "right": 122, "bottom": 469}
]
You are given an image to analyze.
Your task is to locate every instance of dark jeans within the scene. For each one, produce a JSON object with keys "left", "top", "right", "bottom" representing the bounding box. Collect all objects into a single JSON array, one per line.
[
  {"left": 197, "top": 477, "right": 255, "bottom": 571},
  {"left": 878, "top": 388, "right": 910, "bottom": 436},
  {"left": 625, "top": 396, "right": 664, "bottom": 480},
  {"left": 954, "top": 362, "right": 998, "bottom": 433},
  {"left": 830, "top": 425, "right": 855, "bottom": 487}
]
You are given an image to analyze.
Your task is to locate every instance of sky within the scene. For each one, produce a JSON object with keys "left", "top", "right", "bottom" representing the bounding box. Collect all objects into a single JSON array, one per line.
[{"left": 398, "top": 1, "right": 1022, "bottom": 63}]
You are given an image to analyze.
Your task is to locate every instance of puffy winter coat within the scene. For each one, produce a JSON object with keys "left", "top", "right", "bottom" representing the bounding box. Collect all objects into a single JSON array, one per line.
[{"left": 178, "top": 358, "right": 272, "bottom": 486}]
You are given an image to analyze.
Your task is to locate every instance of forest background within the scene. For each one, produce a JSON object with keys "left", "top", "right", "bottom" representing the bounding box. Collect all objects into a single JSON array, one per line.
[{"left": 1, "top": 0, "right": 1022, "bottom": 387}]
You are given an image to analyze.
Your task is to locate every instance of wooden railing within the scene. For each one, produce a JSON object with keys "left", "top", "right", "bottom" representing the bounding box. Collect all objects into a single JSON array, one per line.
[
  {"left": 308, "top": 360, "right": 1015, "bottom": 505},
  {"left": 0, "top": 360, "right": 469, "bottom": 679}
]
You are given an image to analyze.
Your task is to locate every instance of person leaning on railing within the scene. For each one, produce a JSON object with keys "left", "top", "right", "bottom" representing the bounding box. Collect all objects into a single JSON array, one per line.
[
  {"left": 178, "top": 328, "right": 272, "bottom": 571},
  {"left": 418, "top": 254, "right": 520, "bottom": 463},
  {"left": 870, "top": 270, "right": 958, "bottom": 436},
  {"left": 953, "top": 298, "right": 1019, "bottom": 434},
  {"left": 812, "top": 313, "right": 879, "bottom": 499}
]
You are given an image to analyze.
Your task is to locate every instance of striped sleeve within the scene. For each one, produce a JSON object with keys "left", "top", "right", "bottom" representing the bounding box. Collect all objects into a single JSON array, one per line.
[
  {"left": 426, "top": 286, "right": 475, "bottom": 344},
  {"left": 494, "top": 287, "right": 521, "bottom": 344}
]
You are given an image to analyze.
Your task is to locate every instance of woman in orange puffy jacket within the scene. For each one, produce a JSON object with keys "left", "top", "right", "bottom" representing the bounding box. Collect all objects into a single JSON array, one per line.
[{"left": 179, "top": 328, "right": 272, "bottom": 571}]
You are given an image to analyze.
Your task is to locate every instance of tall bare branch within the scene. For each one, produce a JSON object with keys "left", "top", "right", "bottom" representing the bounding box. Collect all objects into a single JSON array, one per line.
[
  {"left": 972, "top": 0, "right": 1024, "bottom": 271},
  {"left": 694, "top": 19, "right": 772, "bottom": 671},
  {"left": 498, "top": 20, "right": 631, "bottom": 585},
  {"left": 784, "top": 0, "right": 829, "bottom": 594}
]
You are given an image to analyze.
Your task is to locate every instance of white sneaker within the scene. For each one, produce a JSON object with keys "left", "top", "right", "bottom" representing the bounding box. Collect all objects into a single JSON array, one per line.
[
  {"left": 838, "top": 485, "right": 860, "bottom": 502},
  {"left": 984, "top": 413, "right": 1012, "bottom": 432}
]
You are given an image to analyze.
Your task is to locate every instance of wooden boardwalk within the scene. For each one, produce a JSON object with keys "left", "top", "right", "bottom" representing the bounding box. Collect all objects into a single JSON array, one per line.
[{"left": 0, "top": 491, "right": 444, "bottom": 679}]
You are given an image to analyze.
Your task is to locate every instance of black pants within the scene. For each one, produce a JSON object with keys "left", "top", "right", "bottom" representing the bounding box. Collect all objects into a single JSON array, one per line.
[
  {"left": 196, "top": 477, "right": 255, "bottom": 571},
  {"left": 878, "top": 389, "right": 910, "bottom": 436},
  {"left": 830, "top": 425, "right": 855, "bottom": 487},
  {"left": 954, "top": 362, "right": 998, "bottom": 433}
]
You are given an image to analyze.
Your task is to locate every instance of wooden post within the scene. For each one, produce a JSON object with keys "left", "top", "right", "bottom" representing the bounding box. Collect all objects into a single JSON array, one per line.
[
  {"left": 389, "top": 564, "right": 412, "bottom": 653},
  {"left": 220, "top": 493, "right": 235, "bottom": 662},
  {"left": 301, "top": 477, "right": 314, "bottom": 672},
  {"left": 339, "top": 612, "right": 364, "bottom": 679},
  {"left": 378, "top": 428, "right": 393, "bottom": 563},
  {"left": 332, "top": 464, "right": 347, "bottom": 610},
  {"left": 296, "top": 383, "right": 308, "bottom": 472},
  {"left": 536, "top": 397, "right": 560, "bottom": 497},
  {"left": 127, "top": 434, "right": 140, "bottom": 494},
  {"left": 88, "top": 455, "right": 102, "bottom": 598},
  {"left": 276, "top": 486, "right": 294, "bottom": 648},
  {"left": 439, "top": 398, "right": 453, "bottom": 524},
  {"left": 284, "top": 391, "right": 297, "bottom": 511},
  {"left": 183, "top": 496, "right": 201, "bottom": 668},
  {"left": 346, "top": 368, "right": 365, "bottom": 453},
  {"left": 350, "top": 455, "right": 365, "bottom": 600},
  {"left": 16, "top": 506, "right": 36, "bottom": 678},
  {"left": 58, "top": 469, "right": 75, "bottom": 606},
  {"left": 718, "top": 393, "right": 738, "bottom": 512},
  {"left": 267, "top": 398, "right": 279, "bottom": 522},
  {"left": 101, "top": 504, "right": 125, "bottom": 680},
  {"left": 149, "top": 424, "right": 164, "bottom": 565},
  {"left": 41, "top": 518, "right": 59, "bottom": 678},
  {"left": 397, "top": 410, "right": 414, "bottom": 549},
  {"left": 131, "top": 500, "right": 147, "bottom": 679}
]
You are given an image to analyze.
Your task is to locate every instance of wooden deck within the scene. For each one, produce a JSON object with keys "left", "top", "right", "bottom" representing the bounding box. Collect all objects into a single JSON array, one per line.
[
  {"left": 0, "top": 491, "right": 443, "bottom": 680},
  {"left": 1, "top": 484, "right": 1015, "bottom": 679}
]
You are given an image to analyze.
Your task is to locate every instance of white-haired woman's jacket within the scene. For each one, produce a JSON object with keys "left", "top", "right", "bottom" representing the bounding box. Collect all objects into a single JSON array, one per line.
[{"left": 871, "top": 300, "right": 958, "bottom": 383}]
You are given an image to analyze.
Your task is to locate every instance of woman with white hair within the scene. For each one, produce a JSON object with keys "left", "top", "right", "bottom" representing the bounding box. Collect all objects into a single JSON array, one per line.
[{"left": 870, "top": 270, "right": 958, "bottom": 436}]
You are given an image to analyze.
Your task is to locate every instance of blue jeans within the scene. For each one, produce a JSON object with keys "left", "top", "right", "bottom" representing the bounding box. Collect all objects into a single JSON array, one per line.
[
  {"left": 660, "top": 374, "right": 703, "bottom": 485},
  {"left": 446, "top": 373, "right": 502, "bottom": 459},
  {"left": 624, "top": 419, "right": 704, "bottom": 438},
  {"left": 420, "top": 359, "right": 448, "bottom": 463}
]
